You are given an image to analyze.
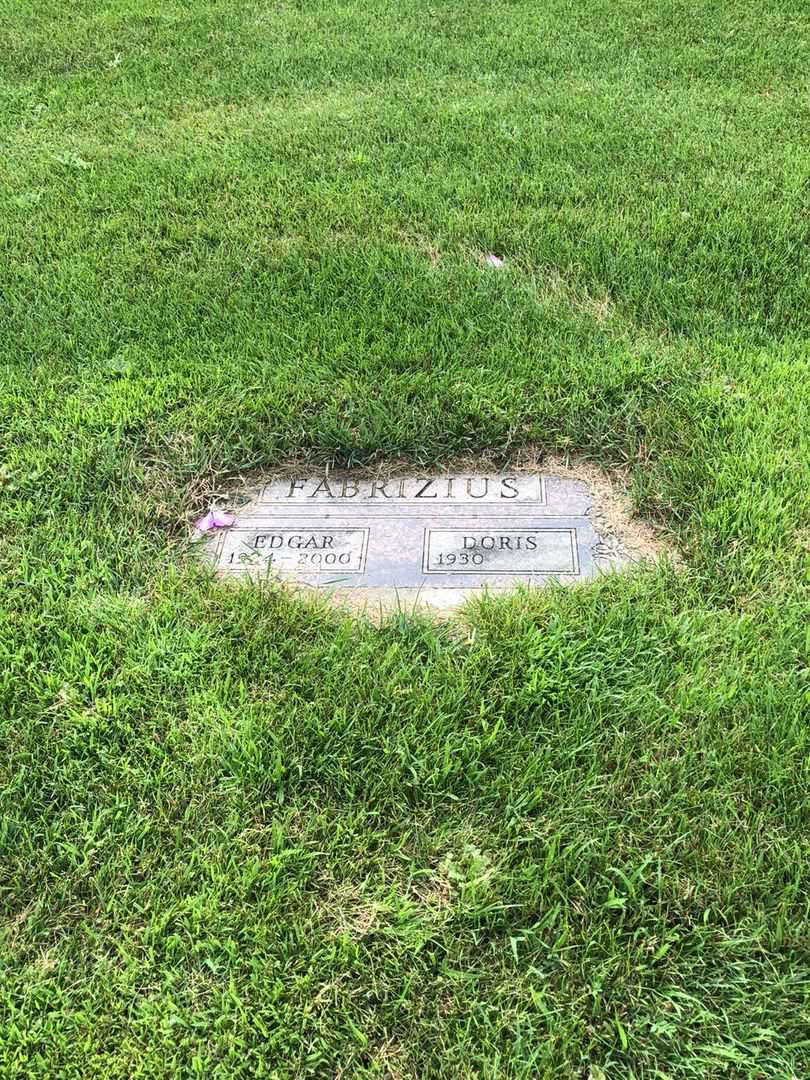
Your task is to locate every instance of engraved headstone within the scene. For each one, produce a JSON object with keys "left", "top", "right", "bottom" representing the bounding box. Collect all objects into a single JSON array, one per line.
[{"left": 203, "top": 469, "right": 634, "bottom": 612}]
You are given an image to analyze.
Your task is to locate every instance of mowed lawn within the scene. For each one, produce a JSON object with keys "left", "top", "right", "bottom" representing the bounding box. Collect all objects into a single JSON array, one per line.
[{"left": 1, "top": 1, "right": 809, "bottom": 1076}]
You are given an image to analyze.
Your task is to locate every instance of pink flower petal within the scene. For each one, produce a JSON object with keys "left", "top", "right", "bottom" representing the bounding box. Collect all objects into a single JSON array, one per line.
[
  {"left": 194, "top": 511, "right": 216, "bottom": 532},
  {"left": 194, "top": 508, "right": 235, "bottom": 532}
]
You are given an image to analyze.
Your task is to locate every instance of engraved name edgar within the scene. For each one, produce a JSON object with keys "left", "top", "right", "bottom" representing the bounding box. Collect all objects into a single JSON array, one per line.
[{"left": 219, "top": 528, "right": 368, "bottom": 574}]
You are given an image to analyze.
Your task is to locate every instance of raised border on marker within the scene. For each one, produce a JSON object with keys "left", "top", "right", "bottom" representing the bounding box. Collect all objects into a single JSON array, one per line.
[
  {"left": 217, "top": 527, "right": 370, "bottom": 575},
  {"left": 421, "top": 527, "right": 580, "bottom": 576},
  {"left": 257, "top": 475, "right": 547, "bottom": 506}
]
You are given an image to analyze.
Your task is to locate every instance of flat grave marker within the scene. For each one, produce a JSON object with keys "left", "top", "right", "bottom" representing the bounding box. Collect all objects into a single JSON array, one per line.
[{"left": 201, "top": 468, "right": 648, "bottom": 612}]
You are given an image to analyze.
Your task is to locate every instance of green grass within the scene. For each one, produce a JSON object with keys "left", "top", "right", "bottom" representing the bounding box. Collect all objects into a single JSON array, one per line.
[{"left": 1, "top": 0, "right": 809, "bottom": 1075}]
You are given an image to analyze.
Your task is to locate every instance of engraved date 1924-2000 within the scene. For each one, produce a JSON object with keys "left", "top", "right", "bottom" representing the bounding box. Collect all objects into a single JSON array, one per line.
[{"left": 221, "top": 528, "right": 369, "bottom": 573}]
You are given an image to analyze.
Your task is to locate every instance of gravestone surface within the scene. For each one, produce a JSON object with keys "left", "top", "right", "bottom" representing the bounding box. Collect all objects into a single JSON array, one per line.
[{"left": 205, "top": 471, "right": 627, "bottom": 611}]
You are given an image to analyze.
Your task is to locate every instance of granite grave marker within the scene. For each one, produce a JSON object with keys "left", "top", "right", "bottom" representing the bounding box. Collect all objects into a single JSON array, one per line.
[{"left": 205, "top": 470, "right": 627, "bottom": 610}]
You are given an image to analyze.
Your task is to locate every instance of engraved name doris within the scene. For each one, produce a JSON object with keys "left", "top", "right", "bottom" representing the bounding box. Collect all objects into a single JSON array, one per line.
[
  {"left": 424, "top": 529, "right": 579, "bottom": 575},
  {"left": 260, "top": 474, "right": 545, "bottom": 503}
]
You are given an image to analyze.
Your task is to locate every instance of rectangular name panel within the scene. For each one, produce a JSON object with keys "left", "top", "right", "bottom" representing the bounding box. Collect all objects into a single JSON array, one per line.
[
  {"left": 423, "top": 528, "right": 578, "bottom": 575},
  {"left": 218, "top": 527, "right": 369, "bottom": 575},
  {"left": 259, "top": 474, "right": 545, "bottom": 505}
]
